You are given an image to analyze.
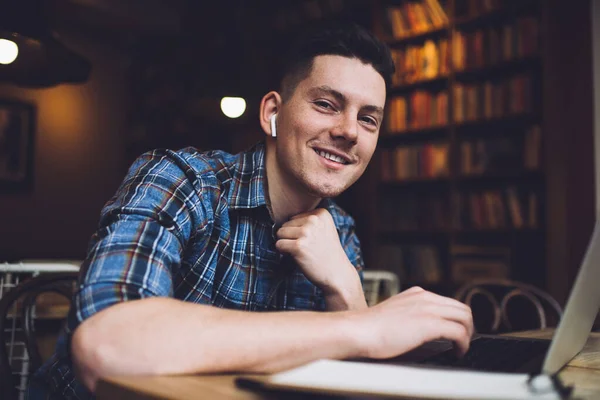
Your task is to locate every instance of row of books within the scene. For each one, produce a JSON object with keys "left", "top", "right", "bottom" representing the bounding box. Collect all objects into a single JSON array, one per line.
[
  {"left": 450, "top": 244, "right": 511, "bottom": 283},
  {"left": 453, "top": 74, "right": 533, "bottom": 122},
  {"left": 453, "top": 187, "right": 538, "bottom": 229},
  {"left": 385, "top": 74, "right": 533, "bottom": 132},
  {"left": 452, "top": 17, "right": 539, "bottom": 71},
  {"left": 376, "top": 243, "right": 512, "bottom": 286},
  {"left": 378, "top": 193, "right": 450, "bottom": 231},
  {"left": 384, "top": 0, "right": 449, "bottom": 39},
  {"left": 390, "top": 39, "right": 450, "bottom": 85},
  {"left": 377, "top": 185, "right": 539, "bottom": 231},
  {"left": 376, "top": 244, "right": 443, "bottom": 284},
  {"left": 386, "top": 90, "right": 449, "bottom": 132},
  {"left": 460, "top": 125, "right": 542, "bottom": 174},
  {"left": 380, "top": 143, "right": 450, "bottom": 181},
  {"left": 455, "top": 0, "right": 505, "bottom": 19}
]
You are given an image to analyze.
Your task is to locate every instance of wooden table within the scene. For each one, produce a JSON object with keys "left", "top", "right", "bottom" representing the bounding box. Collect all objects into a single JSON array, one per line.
[{"left": 97, "top": 330, "right": 600, "bottom": 400}]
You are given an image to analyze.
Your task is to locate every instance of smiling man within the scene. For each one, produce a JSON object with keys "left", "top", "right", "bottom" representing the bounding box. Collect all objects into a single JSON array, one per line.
[{"left": 29, "top": 21, "right": 473, "bottom": 399}]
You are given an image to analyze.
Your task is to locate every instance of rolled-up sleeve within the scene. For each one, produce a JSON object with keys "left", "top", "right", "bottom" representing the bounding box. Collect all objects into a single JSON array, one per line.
[
  {"left": 342, "top": 225, "right": 365, "bottom": 273},
  {"left": 72, "top": 149, "right": 210, "bottom": 324}
]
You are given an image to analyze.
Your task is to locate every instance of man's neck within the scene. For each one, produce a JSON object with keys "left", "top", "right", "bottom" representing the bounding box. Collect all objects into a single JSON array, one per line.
[{"left": 265, "top": 145, "right": 321, "bottom": 225}]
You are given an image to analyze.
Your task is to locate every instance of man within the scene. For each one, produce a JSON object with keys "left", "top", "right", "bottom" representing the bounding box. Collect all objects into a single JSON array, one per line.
[{"left": 29, "top": 21, "right": 473, "bottom": 399}]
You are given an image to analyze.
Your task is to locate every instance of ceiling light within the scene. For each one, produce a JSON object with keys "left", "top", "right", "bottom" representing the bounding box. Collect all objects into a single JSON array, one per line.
[
  {"left": 0, "top": 39, "right": 18, "bottom": 64},
  {"left": 221, "top": 97, "right": 246, "bottom": 119}
]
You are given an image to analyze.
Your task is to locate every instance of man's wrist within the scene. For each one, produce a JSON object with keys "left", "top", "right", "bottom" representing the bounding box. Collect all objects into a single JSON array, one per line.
[
  {"left": 323, "top": 266, "right": 367, "bottom": 311},
  {"left": 329, "top": 308, "right": 370, "bottom": 359}
]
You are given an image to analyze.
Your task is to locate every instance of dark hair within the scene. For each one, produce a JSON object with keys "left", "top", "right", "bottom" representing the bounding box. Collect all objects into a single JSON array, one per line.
[{"left": 279, "top": 20, "right": 395, "bottom": 101}]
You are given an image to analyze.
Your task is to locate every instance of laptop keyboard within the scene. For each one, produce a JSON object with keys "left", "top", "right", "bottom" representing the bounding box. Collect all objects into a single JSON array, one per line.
[{"left": 421, "top": 337, "right": 551, "bottom": 372}]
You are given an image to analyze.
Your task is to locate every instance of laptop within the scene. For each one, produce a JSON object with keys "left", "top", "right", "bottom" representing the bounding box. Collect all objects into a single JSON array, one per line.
[{"left": 387, "top": 223, "right": 600, "bottom": 377}]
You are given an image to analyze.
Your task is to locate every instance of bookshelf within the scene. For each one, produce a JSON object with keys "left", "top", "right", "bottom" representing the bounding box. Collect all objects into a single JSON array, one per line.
[{"left": 368, "top": 0, "right": 546, "bottom": 295}]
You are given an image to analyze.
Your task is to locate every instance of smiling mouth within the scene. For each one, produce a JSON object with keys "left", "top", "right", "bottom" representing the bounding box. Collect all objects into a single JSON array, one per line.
[{"left": 314, "top": 149, "right": 350, "bottom": 165}]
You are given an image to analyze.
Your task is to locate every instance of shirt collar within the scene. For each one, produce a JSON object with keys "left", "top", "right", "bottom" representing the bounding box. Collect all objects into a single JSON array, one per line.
[{"left": 228, "top": 141, "right": 269, "bottom": 210}]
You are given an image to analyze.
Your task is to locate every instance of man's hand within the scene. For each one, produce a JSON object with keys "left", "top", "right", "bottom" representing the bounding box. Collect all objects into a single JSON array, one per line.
[
  {"left": 275, "top": 208, "right": 366, "bottom": 310},
  {"left": 351, "top": 286, "right": 474, "bottom": 358}
]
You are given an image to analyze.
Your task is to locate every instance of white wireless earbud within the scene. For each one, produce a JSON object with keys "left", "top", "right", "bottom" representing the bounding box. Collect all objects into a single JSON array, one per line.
[{"left": 270, "top": 114, "right": 277, "bottom": 138}]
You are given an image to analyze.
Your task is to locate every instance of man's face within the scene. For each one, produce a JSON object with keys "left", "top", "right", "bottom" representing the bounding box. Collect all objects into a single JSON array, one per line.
[{"left": 274, "top": 55, "right": 386, "bottom": 198}]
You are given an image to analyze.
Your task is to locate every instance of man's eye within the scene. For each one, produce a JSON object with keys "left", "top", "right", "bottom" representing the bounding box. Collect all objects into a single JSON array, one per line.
[
  {"left": 361, "top": 116, "right": 378, "bottom": 126},
  {"left": 314, "top": 100, "right": 334, "bottom": 110}
]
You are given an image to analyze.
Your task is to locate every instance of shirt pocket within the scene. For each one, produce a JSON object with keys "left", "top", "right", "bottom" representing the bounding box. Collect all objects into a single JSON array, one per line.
[{"left": 211, "top": 237, "right": 252, "bottom": 309}]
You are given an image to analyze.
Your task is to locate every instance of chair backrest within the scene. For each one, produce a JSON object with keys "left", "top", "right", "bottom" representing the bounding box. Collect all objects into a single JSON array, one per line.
[
  {"left": 0, "top": 272, "right": 78, "bottom": 400},
  {"left": 454, "top": 279, "right": 563, "bottom": 334},
  {"left": 363, "top": 270, "right": 400, "bottom": 306}
]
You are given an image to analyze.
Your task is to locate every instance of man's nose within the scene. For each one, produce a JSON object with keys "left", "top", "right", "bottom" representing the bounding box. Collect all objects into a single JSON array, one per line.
[{"left": 331, "top": 113, "right": 358, "bottom": 143}]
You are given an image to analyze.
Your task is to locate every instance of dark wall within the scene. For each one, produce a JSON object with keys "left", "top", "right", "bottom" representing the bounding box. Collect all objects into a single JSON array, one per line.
[{"left": 0, "top": 33, "right": 131, "bottom": 261}]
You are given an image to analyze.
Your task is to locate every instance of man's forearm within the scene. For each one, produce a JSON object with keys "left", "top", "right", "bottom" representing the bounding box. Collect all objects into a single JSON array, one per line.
[
  {"left": 71, "top": 297, "right": 363, "bottom": 392},
  {"left": 324, "top": 279, "right": 368, "bottom": 311},
  {"left": 323, "top": 260, "right": 368, "bottom": 311}
]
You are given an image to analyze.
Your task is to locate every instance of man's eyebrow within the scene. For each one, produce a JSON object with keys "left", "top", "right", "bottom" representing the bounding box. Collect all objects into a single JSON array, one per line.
[
  {"left": 309, "top": 85, "right": 384, "bottom": 117},
  {"left": 363, "top": 104, "right": 384, "bottom": 118},
  {"left": 309, "top": 85, "right": 347, "bottom": 104}
]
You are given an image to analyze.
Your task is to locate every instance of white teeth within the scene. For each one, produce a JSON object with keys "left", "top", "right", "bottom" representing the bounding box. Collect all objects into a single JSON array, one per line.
[{"left": 316, "top": 150, "right": 346, "bottom": 164}]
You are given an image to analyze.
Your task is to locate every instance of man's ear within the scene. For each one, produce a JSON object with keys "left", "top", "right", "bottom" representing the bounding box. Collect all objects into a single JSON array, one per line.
[{"left": 259, "top": 91, "right": 283, "bottom": 138}]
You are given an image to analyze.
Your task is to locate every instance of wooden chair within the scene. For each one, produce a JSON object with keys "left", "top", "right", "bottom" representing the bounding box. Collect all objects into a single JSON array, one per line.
[
  {"left": 454, "top": 279, "right": 563, "bottom": 334},
  {"left": 0, "top": 272, "right": 78, "bottom": 400}
]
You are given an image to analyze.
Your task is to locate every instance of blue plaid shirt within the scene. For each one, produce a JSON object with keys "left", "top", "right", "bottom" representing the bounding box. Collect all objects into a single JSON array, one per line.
[{"left": 29, "top": 142, "right": 364, "bottom": 399}]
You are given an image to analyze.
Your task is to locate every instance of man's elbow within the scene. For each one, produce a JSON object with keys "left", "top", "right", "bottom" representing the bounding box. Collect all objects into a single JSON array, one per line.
[{"left": 70, "top": 321, "right": 113, "bottom": 393}]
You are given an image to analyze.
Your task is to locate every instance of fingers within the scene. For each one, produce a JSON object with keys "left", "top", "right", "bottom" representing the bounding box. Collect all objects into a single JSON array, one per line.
[
  {"left": 285, "top": 209, "right": 332, "bottom": 227},
  {"left": 275, "top": 239, "right": 298, "bottom": 255},
  {"left": 281, "top": 217, "right": 310, "bottom": 228},
  {"left": 424, "top": 294, "right": 473, "bottom": 323},
  {"left": 388, "top": 288, "right": 475, "bottom": 338},
  {"left": 428, "top": 319, "right": 471, "bottom": 356},
  {"left": 276, "top": 226, "right": 305, "bottom": 240},
  {"left": 282, "top": 214, "right": 324, "bottom": 228},
  {"left": 400, "top": 287, "right": 472, "bottom": 312},
  {"left": 289, "top": 211, "right": 314, "bottom": 220},
  {"left": 277, "top": 212, "right": 332, "bottom": 235},
  {"left": 423, "top": 303, "right": 474, "bottom": 338},
  {"left": 289, "top": 208, "right": 329, "bottom": 220},
  {"left": 424, "top": 295, "right": 473, "bottom": 337},
  {"left": 366, "top": 287, "right": 474, "bottom": 359}
]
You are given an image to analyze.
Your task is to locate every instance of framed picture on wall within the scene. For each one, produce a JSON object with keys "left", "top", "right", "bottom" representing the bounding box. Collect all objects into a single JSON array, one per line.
[{"left": 0, "top": 99, "right": 35, "bottom": 190}]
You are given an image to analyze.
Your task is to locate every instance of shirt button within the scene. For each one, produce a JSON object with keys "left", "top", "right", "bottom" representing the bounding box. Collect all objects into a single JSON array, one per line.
[{"left": 158, "top": 213, "right": 175, "bottom": 231}]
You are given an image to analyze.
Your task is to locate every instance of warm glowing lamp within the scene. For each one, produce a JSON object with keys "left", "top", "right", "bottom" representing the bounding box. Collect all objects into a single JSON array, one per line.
[
  {"left": 0, "top": 1, "right": 91, "bottom": 86},
  {"left": 0, "top": 39, "right": 18, "bottom": 64},
  {"left": 220, "top": 97, "right": 246, "bottom": 118}
]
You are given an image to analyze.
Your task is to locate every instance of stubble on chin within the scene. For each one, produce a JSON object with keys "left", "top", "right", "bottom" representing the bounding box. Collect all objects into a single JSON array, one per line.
[{"left": 302, "top": 171, "right": 356, "bottom": 198}]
